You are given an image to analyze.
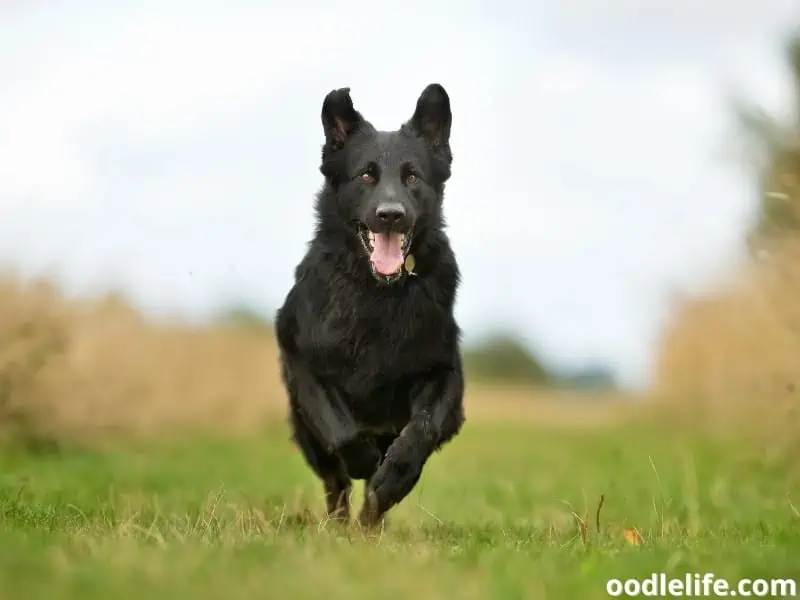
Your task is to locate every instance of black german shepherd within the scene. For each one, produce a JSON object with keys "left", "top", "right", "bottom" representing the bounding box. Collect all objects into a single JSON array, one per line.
[{"left": 275, "top": 83, "right": 464, "bottom": 528}]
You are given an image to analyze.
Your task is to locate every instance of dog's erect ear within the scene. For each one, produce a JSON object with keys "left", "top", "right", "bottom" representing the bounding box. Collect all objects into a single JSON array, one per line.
[
  {"left": 407, "top": 83, "right": 451, "bottom": 148},
  {"left": 321, "top": 87, "right": 363, "bottom": 149}
]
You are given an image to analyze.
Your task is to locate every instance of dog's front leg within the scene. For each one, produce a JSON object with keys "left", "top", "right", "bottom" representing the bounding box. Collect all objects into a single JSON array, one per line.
[
  {"left": 283, "top": 355, "right": 382, "bottom": 480},
  {"left": 359, "top": 365, "right": 465, "bottom": 528}
]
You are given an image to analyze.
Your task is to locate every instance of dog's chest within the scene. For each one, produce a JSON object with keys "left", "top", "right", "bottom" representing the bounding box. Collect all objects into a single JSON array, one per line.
[
  {"left": 325, "top": 294, "right": 430, "bottom": 361},
  {"left": 310, "top": 283, "right": 445, "bottom": 391}
]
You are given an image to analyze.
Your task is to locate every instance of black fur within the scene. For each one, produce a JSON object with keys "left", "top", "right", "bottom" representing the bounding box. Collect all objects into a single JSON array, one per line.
[{"left": 275, "top": 83, "right": 464, "bottom": 528}]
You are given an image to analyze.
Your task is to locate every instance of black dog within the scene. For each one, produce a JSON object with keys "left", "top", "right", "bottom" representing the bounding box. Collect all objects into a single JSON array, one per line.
[{"left": 275, "top": 83, "right": 464, "bottom": 528}]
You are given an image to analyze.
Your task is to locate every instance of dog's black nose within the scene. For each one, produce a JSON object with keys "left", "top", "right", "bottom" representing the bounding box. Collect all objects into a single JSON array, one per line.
[{"left": 375, "top": 202, "right": 407, "bottom": 229}]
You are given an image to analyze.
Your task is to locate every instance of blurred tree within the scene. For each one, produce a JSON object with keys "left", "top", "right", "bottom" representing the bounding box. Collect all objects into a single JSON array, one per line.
[
  {"left": 556, "top": 365, "right": 618, "bottom": 392},
  {"left": 736, "top": 33, "right": 800, "bottom": 254},
  {"left": 462, "top": 332, "right": 552, "bottom": 385},
  {"left": 214, "top": 303, "right": 273, "bottom": 333}
]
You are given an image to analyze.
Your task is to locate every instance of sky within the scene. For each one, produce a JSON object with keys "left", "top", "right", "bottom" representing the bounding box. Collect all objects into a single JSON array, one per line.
[{"left": 0, "top": 0, "right": 797, "bottom": 388}]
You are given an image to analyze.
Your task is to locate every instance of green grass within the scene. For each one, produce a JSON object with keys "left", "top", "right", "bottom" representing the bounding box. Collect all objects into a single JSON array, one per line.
[{"left": 0, "top": 420, "right": 798, "bottom": 599}]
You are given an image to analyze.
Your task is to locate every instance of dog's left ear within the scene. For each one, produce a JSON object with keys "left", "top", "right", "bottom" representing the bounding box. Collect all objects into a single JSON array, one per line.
[
  {"left": 321, "top": 87, "right": 363, "bottom": 150},
  {"left": 407, "top": 83, "right": 451, "bottom": 149}
]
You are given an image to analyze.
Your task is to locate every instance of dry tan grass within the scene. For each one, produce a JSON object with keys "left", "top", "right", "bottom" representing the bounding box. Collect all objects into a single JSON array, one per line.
[
  {"left": 651, "top": 238, "right": 800, "bottom": 450},
  {"left": 649, "top": 94, "right": 800, "bottom": 455},
  {"left": 0, "top": 271, "right": 627, "bottom": 446},
  {"left": 463, "top": 382, "right": 634, "bottom": 427},
  {"left": 0, "top": 271, "right": 285, "bottom": 444}
]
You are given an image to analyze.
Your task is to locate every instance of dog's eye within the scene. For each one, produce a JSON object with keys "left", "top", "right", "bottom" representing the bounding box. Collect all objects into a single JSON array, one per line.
[
  {"left": 405, "top": 173, "right": 418, "bottom": 185},
  {"left": 360, "top": 171, "right": 375, "bottom": 183}
]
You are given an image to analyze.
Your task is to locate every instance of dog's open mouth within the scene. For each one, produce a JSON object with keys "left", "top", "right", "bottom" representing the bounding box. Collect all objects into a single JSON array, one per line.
[{"left": 357, "top": 225, "right": 413, "bottom": 281}]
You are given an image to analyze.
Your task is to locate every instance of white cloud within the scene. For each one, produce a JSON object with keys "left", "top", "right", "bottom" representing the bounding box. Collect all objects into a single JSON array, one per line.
[
  {"left": 534, "top": 57, "right": 597, "bottom": 95},
  {"left": 552, "top": 0, "right": 796, "bottom": 30},
  {"left": 0, "top": 8, "right": 358, "bottom": 206},
  {"left": 650, "top": 67, "right": 719, "bottom": 118}
]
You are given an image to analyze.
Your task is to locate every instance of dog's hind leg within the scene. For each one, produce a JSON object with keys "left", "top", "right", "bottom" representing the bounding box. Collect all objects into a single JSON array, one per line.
[{"left": 289, "top": 408, "right": 352, "bottom": 522}]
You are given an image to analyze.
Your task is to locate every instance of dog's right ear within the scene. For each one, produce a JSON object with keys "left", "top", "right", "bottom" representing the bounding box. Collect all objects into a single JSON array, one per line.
[{"left": 321, "top": 87, "right": 363, "bottom": 150}]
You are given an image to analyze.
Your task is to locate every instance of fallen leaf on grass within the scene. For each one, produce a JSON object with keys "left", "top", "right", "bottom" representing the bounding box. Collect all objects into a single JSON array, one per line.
[{"left": 622, "top": 527, "right": 642, "bottom": 546}]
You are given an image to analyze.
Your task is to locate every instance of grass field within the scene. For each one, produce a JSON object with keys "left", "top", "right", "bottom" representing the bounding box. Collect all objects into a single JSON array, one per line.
[
  {"left": 1, "top": 412, "right": 798, "bottom": 599},
  {"left": 1, "top": 274, "right": 799, "bottom": 598}
]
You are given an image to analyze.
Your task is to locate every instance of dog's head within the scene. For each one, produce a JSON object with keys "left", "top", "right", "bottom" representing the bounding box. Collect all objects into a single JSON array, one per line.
[{"left": 317, "top": 84, "right": 453, "bottom": 284}]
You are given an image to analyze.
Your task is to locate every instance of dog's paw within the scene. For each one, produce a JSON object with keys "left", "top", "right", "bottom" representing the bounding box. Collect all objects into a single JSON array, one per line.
[
  {"left": 357, "top": 488, "right": 384, "bottom": 530},
  {"left": 337, "top": 436, "right": 382, "bottom": 480}
]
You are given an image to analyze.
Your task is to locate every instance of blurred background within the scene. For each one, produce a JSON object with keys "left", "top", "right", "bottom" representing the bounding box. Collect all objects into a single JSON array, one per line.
[{"left": 0, "top": 0, "right": 798, "bottom": 449}]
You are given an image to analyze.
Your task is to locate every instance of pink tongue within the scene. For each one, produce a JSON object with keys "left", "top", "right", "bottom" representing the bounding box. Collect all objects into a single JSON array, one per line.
[{"left": 370, "top": 232, "right": 404, "bottom": 275}]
